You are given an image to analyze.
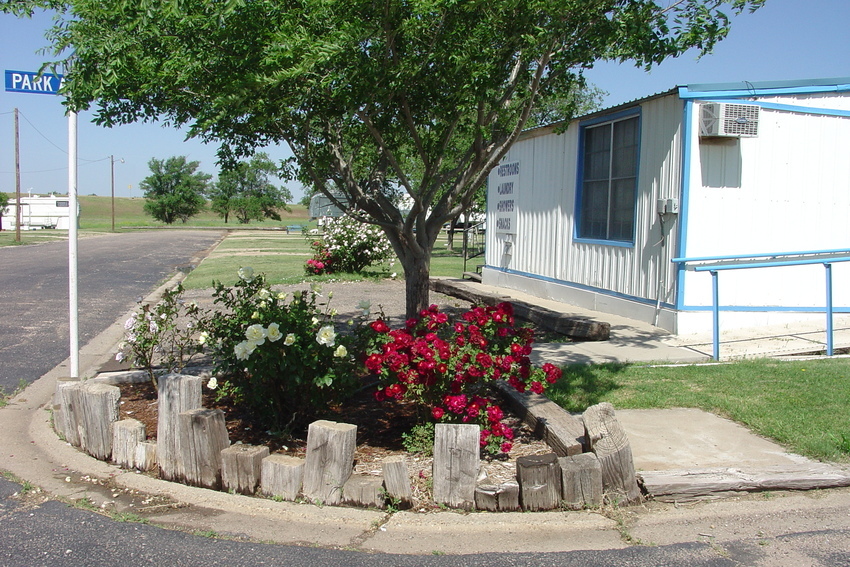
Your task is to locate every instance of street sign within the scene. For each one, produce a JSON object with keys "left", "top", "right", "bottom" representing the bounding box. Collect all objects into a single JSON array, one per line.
[{"left": 5, "top": 69, "right": 64, "bottom": 95}]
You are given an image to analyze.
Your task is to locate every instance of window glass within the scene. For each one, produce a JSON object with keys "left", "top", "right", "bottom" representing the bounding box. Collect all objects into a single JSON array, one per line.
[{"left": 578, "top": 114, "right": 639, "bottom": 242}]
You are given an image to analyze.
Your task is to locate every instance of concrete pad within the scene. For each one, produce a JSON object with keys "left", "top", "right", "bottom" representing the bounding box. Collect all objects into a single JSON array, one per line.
[{"left": 617, "top": 408, "right": 810, "bottom": 472}]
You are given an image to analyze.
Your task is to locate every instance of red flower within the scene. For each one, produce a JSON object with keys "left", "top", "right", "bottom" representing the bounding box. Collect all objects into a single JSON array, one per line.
[
  {"left": 530, "top": 380, "right": 544, "bottom": 394},
  {"left": 431, "top": 406, "right": 445, "bottom": 420},
  {"left": 486, "top": 405, "right": 503, "bottom": 422},
  {"left": 500, "top": 442, "right": 513, "bottom": 454},
  {"left": 370, "top": 319, "right": 390, "bottom": 333}
]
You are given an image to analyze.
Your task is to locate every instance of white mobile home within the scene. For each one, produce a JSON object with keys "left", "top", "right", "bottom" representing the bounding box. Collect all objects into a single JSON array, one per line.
[
  {"left": 2, "top": 195, "right": 80, "bottom": 230},
  {"left": 485, "top": 77, "right": 850, "bottom": 335}
]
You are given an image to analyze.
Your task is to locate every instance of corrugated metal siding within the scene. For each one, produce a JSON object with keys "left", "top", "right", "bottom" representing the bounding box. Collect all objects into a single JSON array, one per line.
[
  {"left": 487, "top": 93, "right": 685, "bottom": 304},
  {"left": 682, "top": 92, "right": 850, "bottom": 308}
]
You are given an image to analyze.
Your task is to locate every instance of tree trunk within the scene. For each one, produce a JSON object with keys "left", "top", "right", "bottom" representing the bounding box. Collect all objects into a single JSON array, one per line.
[{"left": 402, "top": 254, "right": 431, "bottom": 320}]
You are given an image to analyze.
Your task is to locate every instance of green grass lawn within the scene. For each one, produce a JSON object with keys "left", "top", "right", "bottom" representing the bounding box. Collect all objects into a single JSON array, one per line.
[
  {"left": 76, "top": 196, "right": 312, "bottom": 230},
  {"left": 547, "top": 358, "right": 850, "bottom": 463},
  {"left": 182, "top": 225, "right": 468, "bottom": 288}
]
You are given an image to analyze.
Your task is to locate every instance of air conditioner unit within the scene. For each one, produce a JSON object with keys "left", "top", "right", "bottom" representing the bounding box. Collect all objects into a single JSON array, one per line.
[{"left": 699, "top": 103, "right": 760, "bottom": 138}]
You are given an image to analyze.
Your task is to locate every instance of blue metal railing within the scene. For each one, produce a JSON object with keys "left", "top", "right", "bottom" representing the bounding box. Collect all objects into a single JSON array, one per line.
[{"left": 672, "top": 249, "right": 850, "bottom": 360}]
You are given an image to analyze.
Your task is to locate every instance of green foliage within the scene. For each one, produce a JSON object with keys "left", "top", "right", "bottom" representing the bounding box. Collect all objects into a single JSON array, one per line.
[
  {"left": 18, "top": 0, "right": 765, "bottom": 317},
  {"left": 401, "top": 422, "right": 435, "bottom": 457},
  {"left": 305, "top": 213, "right": 394, "bottom": 275},
  {"left": 208, "top": 153, "right": 292, "bottom": 224},
  {"left": 0, "top": 192, "right": 9, "bottom": 232},
  {"left": 199, "top": 268, "right": 359, "bottom": 432},
  {"left": 140, "top": 156, "right": 211, "bottom": 224},
  {"left": 116, "top": 283, "right": 204, "bottom": 386}
]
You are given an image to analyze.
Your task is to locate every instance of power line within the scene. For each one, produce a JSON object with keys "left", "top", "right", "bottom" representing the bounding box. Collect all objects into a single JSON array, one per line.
[{"left": 12, "top": 110, "right": 108, "bottom": 162}]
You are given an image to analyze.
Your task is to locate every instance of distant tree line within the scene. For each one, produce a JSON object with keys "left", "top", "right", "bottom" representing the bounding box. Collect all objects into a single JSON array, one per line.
[{"left": 140, "top": 153, "right": 292, "bottom": 225}]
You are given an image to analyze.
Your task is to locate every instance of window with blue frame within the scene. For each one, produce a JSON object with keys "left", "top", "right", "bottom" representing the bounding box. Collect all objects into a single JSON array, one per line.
[{"left": 577, "top": 113, "right": 639, "bottom": 242}]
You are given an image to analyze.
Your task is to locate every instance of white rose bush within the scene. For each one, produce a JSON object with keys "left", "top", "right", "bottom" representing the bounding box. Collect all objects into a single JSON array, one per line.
[
  {"left": 115, "top": 282, "right": 204, "bottom": 387},
  {"left": 198, "top": 268, "right": 359, "bottom": 433},
  {"left": 306, "top": 211, "right": 393, "bottom": 275}
]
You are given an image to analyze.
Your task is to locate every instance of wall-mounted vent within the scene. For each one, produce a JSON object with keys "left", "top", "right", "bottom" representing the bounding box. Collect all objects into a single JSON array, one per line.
[{"left": 699, "top": 103, "right": 760, "bottom": 138}]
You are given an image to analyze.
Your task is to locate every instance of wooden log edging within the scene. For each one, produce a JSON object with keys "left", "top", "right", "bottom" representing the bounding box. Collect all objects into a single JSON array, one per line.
[
  {"left": 429, "top": 279, "right": 610, "bottom": 341},
  {"left": 62, "top": 371, "right": 850, "bottom": 510}
]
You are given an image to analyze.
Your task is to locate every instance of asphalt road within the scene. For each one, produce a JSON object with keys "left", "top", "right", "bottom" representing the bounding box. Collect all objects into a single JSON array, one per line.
[
  {"left": 0, "top": 231, "right": 224, "bottom": 393},
  {"left": 3, "top": 476, "right": 849, "bottom": 567}
]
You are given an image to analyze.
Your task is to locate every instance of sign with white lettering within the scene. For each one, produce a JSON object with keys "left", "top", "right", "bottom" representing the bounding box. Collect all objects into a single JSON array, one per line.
[
  {"left": 5, "top": 70, "right": 64, "bottom": 95},
  {"left": 491, "top": 160, "right": 519, "bottom": 234}
]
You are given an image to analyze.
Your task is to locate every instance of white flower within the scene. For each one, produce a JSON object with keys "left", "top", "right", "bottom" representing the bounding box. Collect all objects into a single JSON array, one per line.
[
  {"left": 316, "top": 325, "right": 336, "bottom": 347},
  {"left": 277, "top": 292, "right": 288, "bottom": 301},
  {"left": 333, "top": 345, "right": 348, "bottom": 358},
  {"left": 160, "top": 313, "right": 167, "bottom": 320},
  {"left": 207, "top": 377, "right": 218, "bottom": 390},
  {"left": 238, "top": 266, "right": 255, "bottom": 282},
  {"left": 266, "top": 323, "right": 282, "bottom": 342},
  {"left": 284, "top": 333, "right": 296, "bottom": 346},
  {"left": 234, "top": 341, "right": 255, "bottom": 360},
  {"left": 124, "top": 316, "right": 137, "bottom": 330},
  {"left": 257, "top": 288, "right": 271, "bottom": 300},
  {"left": 390, "top": 272, "right": 397, "bottom": 279},
  {"left": 115, "top": 351, "right": 125, "bottom": 363},
  {"left": 356, "top": 299, "right": 371, "bottom": 317},
  {"left": 149, "top": 321, "right": 158, "bottom": 333},
  {"left": 310, "top": 283, "right": 323, "bottom": 295},
  {"left": 198, "top": 331, "right": 210, "bottom": 345},
  {"left": 245, "top": 324, "right": 267, "bottom": 345},
  {"left": 311, "top": 316, "right": 319, "bottom": 325}
]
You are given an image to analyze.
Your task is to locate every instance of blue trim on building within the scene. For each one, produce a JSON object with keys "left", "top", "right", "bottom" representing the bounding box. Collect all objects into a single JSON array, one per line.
[
  {"left": 483, "top": 266, "right": 677, "bottom": 310},
  {"left": 572, "top": 237, "right": 635, "bottom": 249},
  {"left": 676, "top": 304, "right": 850, "bottom": 313},
  {"left": 675, "top": 99, "right": 695, "bottom": 311},
  {"left": 573, "top": 107, "right": 642, "bottom": 245},
  {"left": 689, "top": 98, "right": 850, "bottom": 119},
  {"left": 678, "top": 77, "right": 850, "bottom": 99}
]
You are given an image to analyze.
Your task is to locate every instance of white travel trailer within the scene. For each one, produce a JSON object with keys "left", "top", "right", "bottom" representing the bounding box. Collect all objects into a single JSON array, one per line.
[{"left": 1, "top": 195, "right": 80, "bottom": 230}]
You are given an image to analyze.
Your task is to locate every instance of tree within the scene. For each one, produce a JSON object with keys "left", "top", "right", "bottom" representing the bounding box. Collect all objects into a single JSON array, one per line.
[
  {"left": 140, "top": 156, "right": 210, "bottom": 225},
  {"left": 208, "top": 153, "right": 291, "bottom": 224},
  {"left": 0, "top": 192, "right": 9, "bottom": 232},
  {"left": 13, "top": 0, "right": 765, "bottom": 317}
]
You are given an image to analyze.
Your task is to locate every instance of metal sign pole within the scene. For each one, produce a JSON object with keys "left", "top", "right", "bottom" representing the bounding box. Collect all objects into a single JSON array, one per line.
[{"left": 68, "top": 110, "right": 79, "bottom": 378}]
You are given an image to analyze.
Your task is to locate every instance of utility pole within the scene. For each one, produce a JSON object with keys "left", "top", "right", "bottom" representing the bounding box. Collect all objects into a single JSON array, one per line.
[
  {"left": 14, "top": 108, "right": 21, "bottom": 243},
  {"left": 111, "top": 155, "right": 116, "bottom": 232}
]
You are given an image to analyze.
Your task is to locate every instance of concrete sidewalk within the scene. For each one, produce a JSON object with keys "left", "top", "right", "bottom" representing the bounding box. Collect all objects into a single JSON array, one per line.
[{"left": 2, "top": 278, "right": 850, "bottom": 555}]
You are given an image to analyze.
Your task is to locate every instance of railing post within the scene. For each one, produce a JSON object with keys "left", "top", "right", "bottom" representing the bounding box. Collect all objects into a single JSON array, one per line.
[
  {"left": 711, "top": 270, "right": 720, "bottom": 361},
  {"left": 825, "top": 263, "right": 834, "bottom": 356}
]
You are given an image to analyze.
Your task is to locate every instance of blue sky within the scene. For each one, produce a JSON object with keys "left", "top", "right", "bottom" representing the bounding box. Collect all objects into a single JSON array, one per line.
[{"left": 1, "top": 0, "right": 849, "bottom": 200}]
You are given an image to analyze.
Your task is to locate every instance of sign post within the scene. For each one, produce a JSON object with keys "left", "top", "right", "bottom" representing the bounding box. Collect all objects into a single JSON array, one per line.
[{"left": 5, "top": 69, "right": 80, "bottom": 378}]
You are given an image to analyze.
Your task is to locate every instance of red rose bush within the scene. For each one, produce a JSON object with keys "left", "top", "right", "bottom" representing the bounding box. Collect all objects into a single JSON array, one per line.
[{"left": 362, "top": 302, "right": 562, "bottom": 455}]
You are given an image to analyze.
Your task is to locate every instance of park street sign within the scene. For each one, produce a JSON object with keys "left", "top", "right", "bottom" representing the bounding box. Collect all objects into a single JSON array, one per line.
[{"left": 5, "top": 69, "right": 64, "bottom": 95}]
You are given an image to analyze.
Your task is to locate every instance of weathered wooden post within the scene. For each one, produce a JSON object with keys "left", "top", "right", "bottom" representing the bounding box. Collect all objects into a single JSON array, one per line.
[
  {"left": 559, "top": 452, "right": 603, "bottom": 509},
  {"left": 517, "top": 453, "right": 561, "bottom": 511},
  {"left": 432, "top": 423, "right": 479, "bottom": 510},
  {"left": 342, "top": 476, "right": 386, "bottom": 508},
  {"left": 583, "top": 402, "right": 641, "bottom": 504},
  {"left": 475, "top": 481, "right": 520, "bottom": 512},
  {"left": 302, "top": 420, "right": 357, "bottom": 506},
  {"left": 382, "top": 456, "right": 412, "bottom": 507},
  {"left": 221, "top": 444, "right": 269, "bottom": 495},
  {"left": 112, "top": 418, "right": 146, "bottom": 469},
  {"left": 178, "top": 408, "right": 230, "bottom": 490},
  {"left": 261, "top": 454, "right": 305, "bottom": 501},
  {"left": 76, "top": 381, "right": 121, "bottom": 461},
  {"left": 157, "top": 374, "right": 203, "bottom": 482}
]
